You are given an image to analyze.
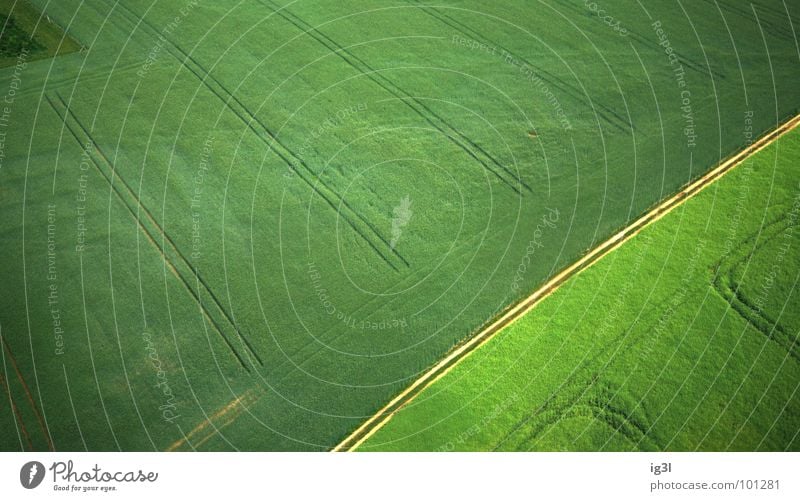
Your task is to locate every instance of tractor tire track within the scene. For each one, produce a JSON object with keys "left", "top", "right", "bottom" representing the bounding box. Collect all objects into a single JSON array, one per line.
[
  {"left": 490, "top": 325, "right": 634, "bottom": 451},
  {"left": 544, "top": 0, "right": 727, "bottom": 80},
  {"left": 407, "top": 0, "right": 633, "bottom": 133},
  {"left": 623, "top": 22, "right": 727, "bottom": 80},
  {"left": 167, "top": 56, "right": 407, "bottom": 272},
  {"left": 14, "top": 60, "right": 147, "bottom": 100},
  {"left": 712, "top": 215, "right": 800, "bottom": 363},
  {"left": 46, "top": 93, "right": 258, "bottom": 372},
  {"left": 51, "top": 92, "right": 263, "bottom": 367},
  {"left": 500, "top": 377, "right": 657, "bottom": 451},
  {"left": 257, "top": 0, "right": 530, "bottom": 195},
  {"left": 701, "top": 0, "right": 795, "bottom": 43},
  {"left": 754, "top": 0, "right": 800, "bottom": 23},
  {"left": 104, "top": 0, "right": 407, "bottom": 271}
]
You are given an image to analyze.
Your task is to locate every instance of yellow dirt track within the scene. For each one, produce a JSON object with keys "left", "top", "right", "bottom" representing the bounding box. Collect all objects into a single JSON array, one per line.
[{"left": 333, "top": 112, "right": 800, "bottom": 452}]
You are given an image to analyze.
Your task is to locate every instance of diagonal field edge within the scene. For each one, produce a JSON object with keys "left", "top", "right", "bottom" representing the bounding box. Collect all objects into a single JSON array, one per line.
[{"left": 333, "top": 111, "right": 800, "bottom": 452}]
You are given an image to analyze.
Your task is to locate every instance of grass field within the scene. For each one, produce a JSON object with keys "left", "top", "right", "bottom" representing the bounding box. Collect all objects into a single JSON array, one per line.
[
  {"left": 0, "top": 0, "right": 799, "bottom": 451},
  {"left": 361, "top": 126, "right": 800, "bottom": 451}
]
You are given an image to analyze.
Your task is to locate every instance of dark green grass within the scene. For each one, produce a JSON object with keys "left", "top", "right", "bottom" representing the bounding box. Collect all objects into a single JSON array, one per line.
[
  {"left": 361, "top": 128, "right": 800, "bottom": 451},
  {"left": 0, "top": 0, "right": 799, "bottom": 451},
  {"left": 0, "top": 16, "right": 44, "bottom": 58},
  {"left": 0, "top": 0, "right": 80, "bottom": 67}
]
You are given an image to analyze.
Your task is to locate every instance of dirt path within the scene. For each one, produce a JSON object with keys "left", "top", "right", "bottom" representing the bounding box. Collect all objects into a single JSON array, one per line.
[
  {"left": 166, "top": 387, "right": 263, "bottom": 452},
  {"left": 333, "top": 112, "right": 800, "bottom": 452},
  {"left": 1, "top": 336, "right": 54, "bottom": 451}
]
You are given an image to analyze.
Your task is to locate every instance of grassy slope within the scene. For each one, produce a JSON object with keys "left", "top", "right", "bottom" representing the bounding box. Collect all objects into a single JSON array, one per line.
[
  {"left": 362, "top": 127, "right": 800, "bottom": 451},
  {"left": 0, "top": 0, "right": 799, "bottom": 450}
]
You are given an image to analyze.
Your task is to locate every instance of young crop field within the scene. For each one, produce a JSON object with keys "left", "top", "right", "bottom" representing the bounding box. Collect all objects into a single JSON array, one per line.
[
  {"left": 361, "top": 126, "right": 800, "bottom": 451},
  {"left": 0, "top": 0, "right": 799, "bottom": 451}
]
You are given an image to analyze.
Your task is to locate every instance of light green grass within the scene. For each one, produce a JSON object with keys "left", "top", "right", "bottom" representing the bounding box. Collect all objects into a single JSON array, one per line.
[
  {"left": 361, "top": 127, "right": 800, "bottom": 451},
  {"left": 0, "top": 0, "right": 799, "bottom": 450}
]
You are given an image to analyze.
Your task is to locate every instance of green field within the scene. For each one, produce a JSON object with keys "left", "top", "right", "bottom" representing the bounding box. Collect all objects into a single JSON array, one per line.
[
  {"left": 1, "top": 0, "right": 799, "bottom": 451},
  {"left": 362, "top": 127, "right": 800, "bottom": 451}
]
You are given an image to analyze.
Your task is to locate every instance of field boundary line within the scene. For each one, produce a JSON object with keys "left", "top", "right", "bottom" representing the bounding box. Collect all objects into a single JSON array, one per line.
[{"left": 333, "top": 112, "right": 800, "bottom": 452}]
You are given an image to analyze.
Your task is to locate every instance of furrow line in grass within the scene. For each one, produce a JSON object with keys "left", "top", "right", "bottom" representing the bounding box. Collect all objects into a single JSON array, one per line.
[
  {"left": 263, "top": 0, "right": 529, "bottom": 193},
  {"left": 0, "top": 370, "right": 33, "bottom": 451},
  {"left": 257, "top": 0, "right": 530, "bottom": 195},
  {"left": 701, "top": 0, "right": 795, "bottom": 42},
  {"left": 623, "top": 22, "right": 728, "bottom": 80},
  {"left": 728, "top": 288, "right": 798, "bottom": 362},
  {"left": 490, "top": 327, "right": 631, "bottom": 452},
  {"left": 333, "top": 112, "right": 800, "bottom": 452},
  {"left": 733, "top": 292, "right": 798, "bottom": 362},
  {"left": 160, "top": 43, "right": 411, "bottom": 268},
  {"left": 54, "top": 90, "right": 264, "bottom": 367},
  {"left": 165, "top": 54, "right": 406, "bottom": 272},
  {"left": 711, "top": 214, "right": 799, "bottom": 361},
  {"left": 585, "top": 383, "right": 657, "bottom": 450},
  {"left": 45, "top": 93, "right": 256, "bottom": 373},
  {"left": 12, "top": 60, "right": 146, "bottom": 100},
  {"left": 407, "top": 0, "right": 633, "bottom": 134},
  {"left": 497, "top": 293, "right": 678, "bottom": 452},
  {"left": 754, "top": 0, "right": 800, "bottom": 25},
  {"left": 260, "top": 217, "right": 524, "bottom": 390},
  {"left": 519, "top": 397, "right": 654, "bottom": 452},
  {"left": 0, "top": 336, "right": 53, "bottom": 450},
  {"left": 546, "top": 0, "right": 727, "bottom": 80},
  {"left": 494, "top": 367, "right": 599, "bottom": 450},
  {"left": 102, "top": 0, "right": 407, "bottom": 271},
  {"left": 496, "top": 373, "right": 657, "bottom": 451},
  {"left": 50, "top": 91, "right": 261, "bottom": 368}
]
